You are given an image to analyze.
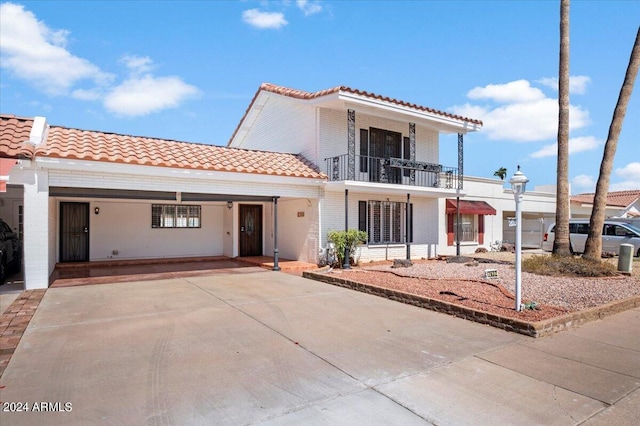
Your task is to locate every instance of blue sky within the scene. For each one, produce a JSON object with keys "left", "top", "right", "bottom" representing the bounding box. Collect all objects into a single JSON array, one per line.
[{"left": 1, "top": 0, "right": 639, "bottom": 194}]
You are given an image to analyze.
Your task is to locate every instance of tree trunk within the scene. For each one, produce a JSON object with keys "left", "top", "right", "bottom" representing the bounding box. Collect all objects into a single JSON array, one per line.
[
  {"left": 553, "top": 0, "right": 572, "bottom": 257},
  {"left": 583, "top": 27, "right": 640, "bottom": 261}
]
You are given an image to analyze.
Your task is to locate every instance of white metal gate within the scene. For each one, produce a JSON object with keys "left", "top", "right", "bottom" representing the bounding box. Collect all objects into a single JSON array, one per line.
[{"left": 503, "top": 218, "right": 546, "bottom": 248}]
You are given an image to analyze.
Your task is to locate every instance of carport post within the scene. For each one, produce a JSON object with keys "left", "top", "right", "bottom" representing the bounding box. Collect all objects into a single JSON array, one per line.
[
  {"left": 272, "top": 196, "right": 280, "bottom": 271},
  {"left": 456, "top": 196, "right": 461, "bottom": 256},
  {"left": 343, "top": 189, "right": 351, "bottom": 269},
  {"left": 406, "top": 193, "right": 411, "bottom": 260}
]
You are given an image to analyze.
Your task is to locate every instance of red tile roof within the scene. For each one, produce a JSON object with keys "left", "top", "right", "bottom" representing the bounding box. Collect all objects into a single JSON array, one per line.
[
  {"left": 571, "top": 190, "right": 640, "bottom": 208},
  {"left": 259, "top": 83, "right": 483, "bottom": 125},
  {"left": 0, "top": 114, "right": 34, "bottom": 158},
  {"left": 0, "top": 114, "right": 325, "bottom": 179},
  {"left": 229, "top": 83, "right": 483, "bottom": 146}
]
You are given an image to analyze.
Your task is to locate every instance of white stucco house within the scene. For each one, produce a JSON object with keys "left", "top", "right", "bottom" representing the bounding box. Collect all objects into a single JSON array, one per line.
[{"left": 1, "top": 83, "right": 558, "bottom": 290}]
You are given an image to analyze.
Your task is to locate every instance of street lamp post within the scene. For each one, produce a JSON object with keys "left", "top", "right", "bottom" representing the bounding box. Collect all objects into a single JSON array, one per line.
[{"left": 510, "top": 166, "right": 529, "bottom": 312}]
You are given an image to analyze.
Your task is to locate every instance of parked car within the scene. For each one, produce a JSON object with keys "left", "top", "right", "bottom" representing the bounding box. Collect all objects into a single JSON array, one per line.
[
  {"left": 0, "top": 217, "right": 21, "bottom": 284},
  {"left": 542, "top": 219, "right": 640, "bottom": 256}
]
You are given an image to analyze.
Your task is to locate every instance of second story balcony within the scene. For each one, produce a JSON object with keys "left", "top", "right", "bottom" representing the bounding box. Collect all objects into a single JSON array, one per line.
[{"left": 325, "top": 154, "right": 459, "bottom": 189}]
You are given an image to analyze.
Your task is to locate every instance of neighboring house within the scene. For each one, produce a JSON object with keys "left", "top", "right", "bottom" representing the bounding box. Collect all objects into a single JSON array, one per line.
[
  {"left": 1, "top": 83, "right": 559, "bottom": 290},
  {"left": 459, "top": 179, "right": 556, "bottom": 249},
  {"left": 571, "top": 190, "right": 640, "bottom": 219}
]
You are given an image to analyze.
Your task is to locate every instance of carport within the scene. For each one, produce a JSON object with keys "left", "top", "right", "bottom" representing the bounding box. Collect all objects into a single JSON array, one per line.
[
  {"left": 1, "top": 114, "right": 326, "bottom": 290},
  {"left": 49, "top": 186, "right": 286, "bottom": 270}
]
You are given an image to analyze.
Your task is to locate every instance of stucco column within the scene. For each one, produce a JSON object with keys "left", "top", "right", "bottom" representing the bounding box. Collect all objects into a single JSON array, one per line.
[{"left": 23, "top": 169, "right": 50, "bottom": 289}]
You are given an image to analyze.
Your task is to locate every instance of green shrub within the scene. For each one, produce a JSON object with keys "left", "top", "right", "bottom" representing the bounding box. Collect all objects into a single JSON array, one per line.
[
  {"left": 327, "top": 229, "right": 367, "bottom": 267},
  {"left": 522, "top": 255, "right": 618, "bottom": 277}
]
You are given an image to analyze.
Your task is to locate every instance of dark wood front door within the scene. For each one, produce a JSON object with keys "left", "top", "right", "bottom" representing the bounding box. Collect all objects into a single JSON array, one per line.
[
  {"left": 369, "top": 127, "right": 402, "bottom": 184},
  {"left": 60, "top": 202, "right": 90, "bottom": 262},
  {"left": 239, "top": 204, "right": 263, "bottom": 257}
]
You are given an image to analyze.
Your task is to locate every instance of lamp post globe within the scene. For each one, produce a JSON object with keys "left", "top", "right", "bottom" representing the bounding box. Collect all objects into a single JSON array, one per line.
[
  {"left": 509, "top": 166, "right": 529, "bottom": 311},
  {"left": 510, "top": 166, "right": 528, "bottom": 198}
]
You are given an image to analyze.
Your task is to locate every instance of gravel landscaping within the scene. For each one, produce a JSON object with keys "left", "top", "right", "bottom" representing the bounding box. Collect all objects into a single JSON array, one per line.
[{"left": 327, "top": 252, "right": 640, "bottom": 322}]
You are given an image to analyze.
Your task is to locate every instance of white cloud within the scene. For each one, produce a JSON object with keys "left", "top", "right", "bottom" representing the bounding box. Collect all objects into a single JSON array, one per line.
[
  {"left": 120, "top": 55, "right": 155, "bottom": 75},
  {"left": 297, "top": 0, "right": 322, "bottom": 16},
  {"left": 104, "top": 74, "right": 200, "bottom": 116},
  {"left": 610, "top": 162, "right": 640, "bottom": 190},
  {"left": 615, "top": 162, "right": 640, "bottom": 180},
  {"left": 570, "top": 136, "right": 601, "bottom": 154},
  {"left": 451, "top": 79, "right": 590, "bottom": 141},
  {"left": 242, "top": 9, "right": 288, "bottom": 29},
  {"left": 467, "top": 79, "right": 545, "bottom": 103},
  {"left": 0, "top": 4, "right": 200, "bottom": 116},
  {"left": 102, "top": 56, "right": 200, "bottom": 116},
  {"left": 71, "top": 88, "right": 103, "bottom": 101},
  {"left": 529, "top": 143, "right": 557, "bottom": 159},
  {"left": 609, "top": 181, "right": 640, "bottom": 191},
  {"left": 449, "top": 104, "right": 489, "bottom": 120},
  {"left": 570, "top": 162, "right": 640, "bottom": 193},
  {"left": 537, "top": 75, "right": 591, "bottom": 95},
  {"left": 572, "top": 174, "right": 596, "bottom": 191},
  {"left": 0, "top": 2, "right": 113, "bottom": 95},
  {"left": 530, "top": 136, "right": 601, "bottom": 158}
]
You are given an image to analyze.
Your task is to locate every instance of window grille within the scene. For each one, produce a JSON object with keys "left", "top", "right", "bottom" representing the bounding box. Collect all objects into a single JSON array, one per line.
[
  {"left": 152, "top": 204, "right": 201, "bottom": 228},
  {"left": 360, "top": 200, "right": 410, "bottom": 244}
]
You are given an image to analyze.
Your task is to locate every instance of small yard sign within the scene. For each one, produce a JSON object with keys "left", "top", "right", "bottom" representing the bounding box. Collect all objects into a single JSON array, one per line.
[{"left": 484, "top": 269, "right": 499, "bottom": 279}]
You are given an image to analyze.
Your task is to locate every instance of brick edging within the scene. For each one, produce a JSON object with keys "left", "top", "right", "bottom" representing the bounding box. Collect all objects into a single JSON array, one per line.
[
  {"left": 303, "top": 271, "right": 640, "bottom": 338},
  {"left": 0, "top": 290, "right": 47, "bottom": 379}
]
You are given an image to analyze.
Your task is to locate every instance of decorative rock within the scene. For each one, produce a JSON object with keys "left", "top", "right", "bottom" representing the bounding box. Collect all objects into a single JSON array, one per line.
[
  {"left": 391, "top": 259, "right": 413, "bottom": 268},
  {"left": 501, "top": 243, "right": 515, "bottom": 253},
  {"left": 446, "top": 256, "right": 474, "bottom": 264}
]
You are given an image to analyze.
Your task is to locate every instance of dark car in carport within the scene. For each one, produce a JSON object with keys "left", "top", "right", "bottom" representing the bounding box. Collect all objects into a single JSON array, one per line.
[{"left": 0, "top": 218, "right": 21, "bottom": 284}]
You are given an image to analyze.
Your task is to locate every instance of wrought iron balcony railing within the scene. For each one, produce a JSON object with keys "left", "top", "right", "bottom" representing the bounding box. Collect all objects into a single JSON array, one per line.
[{"left": 324, "top": 154, "right": 459, "bottom": 189}]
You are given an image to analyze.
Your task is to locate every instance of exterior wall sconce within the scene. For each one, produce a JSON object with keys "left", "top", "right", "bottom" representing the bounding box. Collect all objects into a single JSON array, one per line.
[
  {"left": 227, "top": 201, "right": 233, "bottom": 210},
  {"left": 94, "top": 207, "right": 100, "bottom": 215}
]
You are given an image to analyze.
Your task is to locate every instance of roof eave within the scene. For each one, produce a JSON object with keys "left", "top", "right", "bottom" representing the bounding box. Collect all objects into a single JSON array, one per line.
[
  {"left": 336, "top": 92, "right": 482, "bottom": 133},
  {"left": 34, "top": 156, "right": 326, "bottom": 185}
]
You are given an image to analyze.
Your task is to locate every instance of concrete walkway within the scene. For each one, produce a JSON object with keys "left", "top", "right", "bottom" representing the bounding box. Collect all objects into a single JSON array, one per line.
[{"left": 0, "top": 270, "right": 638, "bottom": 425}]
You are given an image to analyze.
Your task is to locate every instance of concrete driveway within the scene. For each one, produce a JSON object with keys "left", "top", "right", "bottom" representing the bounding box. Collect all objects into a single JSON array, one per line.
[{"left": 1, "top": 270, "right": 638, "bottom": 425}]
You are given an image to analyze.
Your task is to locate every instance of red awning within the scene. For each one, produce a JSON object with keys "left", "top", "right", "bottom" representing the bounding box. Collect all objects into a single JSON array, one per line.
[{"left": 446, "top": 199, "right": 496, "bottom": 215}]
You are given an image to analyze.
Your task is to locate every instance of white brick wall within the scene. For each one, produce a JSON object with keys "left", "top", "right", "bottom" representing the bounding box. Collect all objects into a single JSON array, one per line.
[
  {"left": 320, "top": 191, "right": 440, "bottom": 262},
  {"left": 318, "top": 109, "right": 441, "bottom": 171},
  {"left": 231, "top": 94, "right": 317, "bottom": 163},
  {"left": 23, "top": 170, "right": 50, "bottom": 289},
  {"left": 318, "top": 109, "right": 348, "bottom": 166}
]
